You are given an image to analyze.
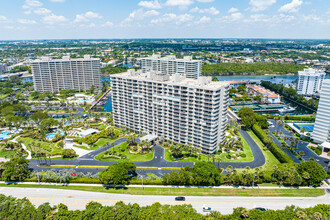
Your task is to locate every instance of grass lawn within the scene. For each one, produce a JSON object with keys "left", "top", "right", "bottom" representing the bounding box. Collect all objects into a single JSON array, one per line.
[
  {"left": 0, "top": 184, "right": 324, "bottom": 197},
  {"left": 164, "top": 133, "right": 253, "bottom": 163},
  {"left": 17, "top": 137, "right": 62, "bottom": 157},
  {"left": 0, "top": 150, "right": 16, "bottom": 158},
  {"left": 92, "top": 137, "right": 119, "bottom": 150},
  {"left": 95, "top": 142, "right": 154, "bottom": 162},
  {"left": 73, "top": 145, "right": 91, "bottom": 151},
  {"left": 247, "top": 131, "right": 280, "bottom": 171}
]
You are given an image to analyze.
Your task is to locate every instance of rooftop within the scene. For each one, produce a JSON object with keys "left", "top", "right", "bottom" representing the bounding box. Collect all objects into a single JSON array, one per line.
[
  {"left": 298, "top": 68, "right": 326, "bottom": 76},
  {"left": 111, "top": 69, "right": 229, "bottom": 90},
  {"left": 32, "top": 55, "right": 100, "bottom": 63},
  {"left": 249, "top": 85, "right": 279, "bottom": 98},
  {"left": 140, "top": 55, "right": 200, "bottom": 63}
]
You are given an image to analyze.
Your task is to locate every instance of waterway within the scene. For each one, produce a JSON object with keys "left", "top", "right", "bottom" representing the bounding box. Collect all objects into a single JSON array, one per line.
[{"left": 21, "top": 75, "right": 326, "bottom": 114}]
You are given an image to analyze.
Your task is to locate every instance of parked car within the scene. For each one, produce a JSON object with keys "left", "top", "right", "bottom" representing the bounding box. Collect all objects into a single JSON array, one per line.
[{"left": 175, "top": 196, "right": 185, "bottom": 201}]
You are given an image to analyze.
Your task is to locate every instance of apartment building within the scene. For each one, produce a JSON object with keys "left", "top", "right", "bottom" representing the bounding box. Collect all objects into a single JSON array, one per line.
[
  {"left": 312, "top": 79, "right": 330, "bottom": 143},
  {"left": 110, "top": 70, "right": 229, "bottom": 154},
  {"left": 249, "top": 85, "right": 281, "bottom": 104},
  {"left": 140, "top": 55, "right": 201, "bottom": 79},
  {"left": 31, "top": 55, "right": 101, "bottom": 93},
  {"left": 296, "top": 68, "right": 325, "bottom": 96}
]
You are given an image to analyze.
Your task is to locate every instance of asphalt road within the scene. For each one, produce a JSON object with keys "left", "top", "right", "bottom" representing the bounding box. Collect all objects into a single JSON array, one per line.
[
  {"left": 28, "top": 129, "right": 266, "bottom": 175},
  {"left": 269, "top": 120, "right": 329, "bottom": 171},
  {"left": 0, "top": 187, "right": 329, "bottom": 215}
]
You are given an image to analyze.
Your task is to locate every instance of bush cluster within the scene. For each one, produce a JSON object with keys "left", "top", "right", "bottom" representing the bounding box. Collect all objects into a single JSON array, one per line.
[{"left": 252, "top": 124, "right": 293, "bottom": 163}]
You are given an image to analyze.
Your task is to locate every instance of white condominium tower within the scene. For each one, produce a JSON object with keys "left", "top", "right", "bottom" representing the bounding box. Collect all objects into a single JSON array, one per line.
[
  {"left": 312, "top": 79, "right": 330, "bottom": 143},
  {"left": 31, "top": 55, "right": 101, "bottom": 93},
  {"left": 296, "top": 68, "right": 325, "bottom": 96},
  {"left": 140, "top": 55, "right": 201, "bottom": 79},
  {"left": 111, "top": 70, "right": 229, "bottom": 154}
]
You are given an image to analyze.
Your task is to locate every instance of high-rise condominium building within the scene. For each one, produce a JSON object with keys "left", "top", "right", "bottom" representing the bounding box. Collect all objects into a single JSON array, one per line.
[
  {"left": 140, "top": 55, "right": 201, "bottom": 79},
  {"left": 111, "top": 70, "right": 229, "bottom": 154},
  {"left": 31, "top": 55, "right": 101, "bottom": 93},
  {"left": 296, "top": 68, "right": 325, "bottom": 96},
  {"left": 312, "top": 79, "right": 330, "bottom": 143}
]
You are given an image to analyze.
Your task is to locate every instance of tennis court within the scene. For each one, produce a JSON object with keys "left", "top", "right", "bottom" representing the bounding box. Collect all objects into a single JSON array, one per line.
[{"left": 293, "top": 123, "right": 314, "bottom": 132}]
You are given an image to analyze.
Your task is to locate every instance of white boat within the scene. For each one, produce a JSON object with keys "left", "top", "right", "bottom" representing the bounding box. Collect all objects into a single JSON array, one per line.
[{"left": 279, "top": 106, "right": 296, "bottom": 114}]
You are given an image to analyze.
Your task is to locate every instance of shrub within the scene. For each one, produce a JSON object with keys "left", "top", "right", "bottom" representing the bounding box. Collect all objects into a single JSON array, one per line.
[
  {"left": 252, "top": 124, "right": 293, "bottom": 163},
  {"left": 240, "top": 153, "right": 246, "bottom": 158}
]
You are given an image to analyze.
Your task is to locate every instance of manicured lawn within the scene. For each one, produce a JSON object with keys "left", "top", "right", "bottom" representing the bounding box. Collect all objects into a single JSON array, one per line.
[
  {"left": 73, "top": 145, "right": 91, "bottom": 151},
  {"left": 92, "top": 137, "right": 119, "bottom": 150},
  {"left": 0, "top": 150, "right": 16, "bottom": 158},
  {"left": 17, "top": 137, "right": 62, "bottom": 157},
  {"left": 247, "top": 131, "right": 280, "bottom": 171},
  {"left": 95, "top": 142, "right": 154, "bottom": 162},
  {"left": 0, "top": 184, "right": 324, "bottom": 197},
  {"left": 164, "top": 133, "right": 253, "bottom": 163}
]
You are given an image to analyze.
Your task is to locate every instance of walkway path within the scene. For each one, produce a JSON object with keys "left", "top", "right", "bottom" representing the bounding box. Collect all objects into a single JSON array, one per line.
[{"left": 11, "top": 136, "right": 32, "bottom": 159}]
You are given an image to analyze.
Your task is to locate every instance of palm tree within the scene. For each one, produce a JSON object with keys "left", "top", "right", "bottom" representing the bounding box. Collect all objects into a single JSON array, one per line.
[
  {"left": 225, "top": 165, "right": 233, "bottom": 174},
  {"left": 294, "top": 137, "right": 300, "bottom": 149},
  {"left": 277, "top": 120, "right": 282, "bottom": 134}
]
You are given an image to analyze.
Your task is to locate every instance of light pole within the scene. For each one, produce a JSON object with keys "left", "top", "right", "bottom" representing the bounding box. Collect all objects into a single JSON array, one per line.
[{"left": 252, "top": 174, "right": 256, "bottom": 188}]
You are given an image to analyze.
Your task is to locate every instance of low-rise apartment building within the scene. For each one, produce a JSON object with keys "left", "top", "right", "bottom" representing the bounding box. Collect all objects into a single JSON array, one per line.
[
  {"left": 249, "top": 85, "right": 281, "bottom": 104},
  {"left": 110, "top": 70, "right": 229, "bottom": 154}
]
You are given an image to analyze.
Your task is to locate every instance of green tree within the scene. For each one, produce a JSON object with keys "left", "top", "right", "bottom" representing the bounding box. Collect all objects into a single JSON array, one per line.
[
  {"left": 238, "top": 107, "right": 256, "bottom": 130},
  {"left": 1, "top": 157, "right": 30, "bottom": 181},
  {"left": 296, "top": 160, "right": 327, "bottom": 186},
  {"left": 99, "top": 162, "right": 136, "bottom": 185},
  {"left": 30, "top": 111, "right": 49, "bottom": 126}
]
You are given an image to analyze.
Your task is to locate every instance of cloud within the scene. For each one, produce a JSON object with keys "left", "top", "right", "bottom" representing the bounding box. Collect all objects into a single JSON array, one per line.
[
  {"left": 79, "top": 23, "right": 96, "bottom": 28},
  {"left": 42, "top": 14, "right": 67, "bottom": 25},
  {"left": 23, "top": 0, "right": 43, "bottom": 14},
  {"left": 244, "top": 14, "right": 270, "bottom": 22},
  {"left": 249, "top": 0, "right": 276, "bottom": 12},
  {"left": 228, "top": 8, "right": 239, "bottom": 13},
  {"left": 151, "top": 13, "right": 193, "bottom": 25},
  {"left": 196, "top": 16, "right": 211, "bottom": 24},
  {"left": 0, "top": 16, "right": 9, "bottom": 23},
  {"left": 17, "top": 19, "right": 37, "bottom": 24},
  {"left": 49, "top": 0, "right": 66, "bottom": 2},
  {"left": 138, "top": 0, "right": 162, "bottom": 9},
  {"left": 219, "top": 12, "right": 243, "bottom": 22},
  {"left": 102, "top": 21, "right": 114, "bottom": 27},
  {"left": 74, "top": 11, "right": 102, "bottom": 23},
  {"left": 190, "top": 6, "right": 219, "bottom": 15},
  {"left": 279, "top": 0, "right": 303, "bottom": 13},
  {"left": 34, "top": 8, "right": 51, "bottom": 15},
  {"left": 165, "top": 0, "right": 194, "bottom": 7},
  {"left": 197, "top": 0, "right": 214, "bottom": 2},
  {"left": 124, "top": 9, "right": 160, "bottom": 22}
]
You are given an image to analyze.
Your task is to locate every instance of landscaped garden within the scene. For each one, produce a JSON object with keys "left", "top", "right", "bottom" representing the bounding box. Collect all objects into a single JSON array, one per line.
[
  {"left": 95, "top": 135, "right": 154, "bottom": 161},
  {"left": 0, "top": 142, "right": 28, "bottom": 158},
  {"left": 163, "top": 125, "right": 253, "bottom": 163}
]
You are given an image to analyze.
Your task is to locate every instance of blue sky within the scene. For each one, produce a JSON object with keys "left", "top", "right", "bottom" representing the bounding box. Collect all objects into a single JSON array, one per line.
[{"left": 0, "top": 0, "right": 329, "bottom": 40}]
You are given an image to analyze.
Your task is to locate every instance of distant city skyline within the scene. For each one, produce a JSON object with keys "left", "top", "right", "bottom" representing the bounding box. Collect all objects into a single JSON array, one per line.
[{"left": 0, "top": 0, "right": 329, "bottom": 40}]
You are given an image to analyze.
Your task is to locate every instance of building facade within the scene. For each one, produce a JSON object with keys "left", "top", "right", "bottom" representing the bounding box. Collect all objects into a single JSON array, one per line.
[
  {"left": 296, "top": 68, "right": 325, "bottom": 96},
  {"left": 111, "top": 70, "right": 229, "bottom": 154},
  {"left": 312, "top": 79, "right": 330, "bottom": 143},
  {"left": 140, "top": 55, "right": 201, "bottom": 79},
  {"left": 31, "top": 55, "right": 101, "bottom": 93}
]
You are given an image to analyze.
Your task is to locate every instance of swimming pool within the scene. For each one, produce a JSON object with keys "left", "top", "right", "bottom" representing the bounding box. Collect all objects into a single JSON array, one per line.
[
  {"left": 293, "top": 123, "right": 314, "bottom": 132},
  {"left": 0, "top": 131, "right": 11, "bottom": 140},
  {"left": 46, "top": 131, "right": 65, "bottom": 140}
]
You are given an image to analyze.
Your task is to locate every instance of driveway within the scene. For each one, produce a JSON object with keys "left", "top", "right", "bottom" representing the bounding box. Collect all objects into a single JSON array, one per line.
[{"left": 28, "top": 130, "right": 266, "bottom": 175}]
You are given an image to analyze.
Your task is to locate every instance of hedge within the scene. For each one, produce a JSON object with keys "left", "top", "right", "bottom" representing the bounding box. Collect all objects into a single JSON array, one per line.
[{"left": 252, "top": 124, "right": 294, "bottom": 163}]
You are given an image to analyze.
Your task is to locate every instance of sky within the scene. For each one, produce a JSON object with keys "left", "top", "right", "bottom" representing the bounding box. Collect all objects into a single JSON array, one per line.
[{"left": 0, "top": 0, "right": 329, "bottom": 40}]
